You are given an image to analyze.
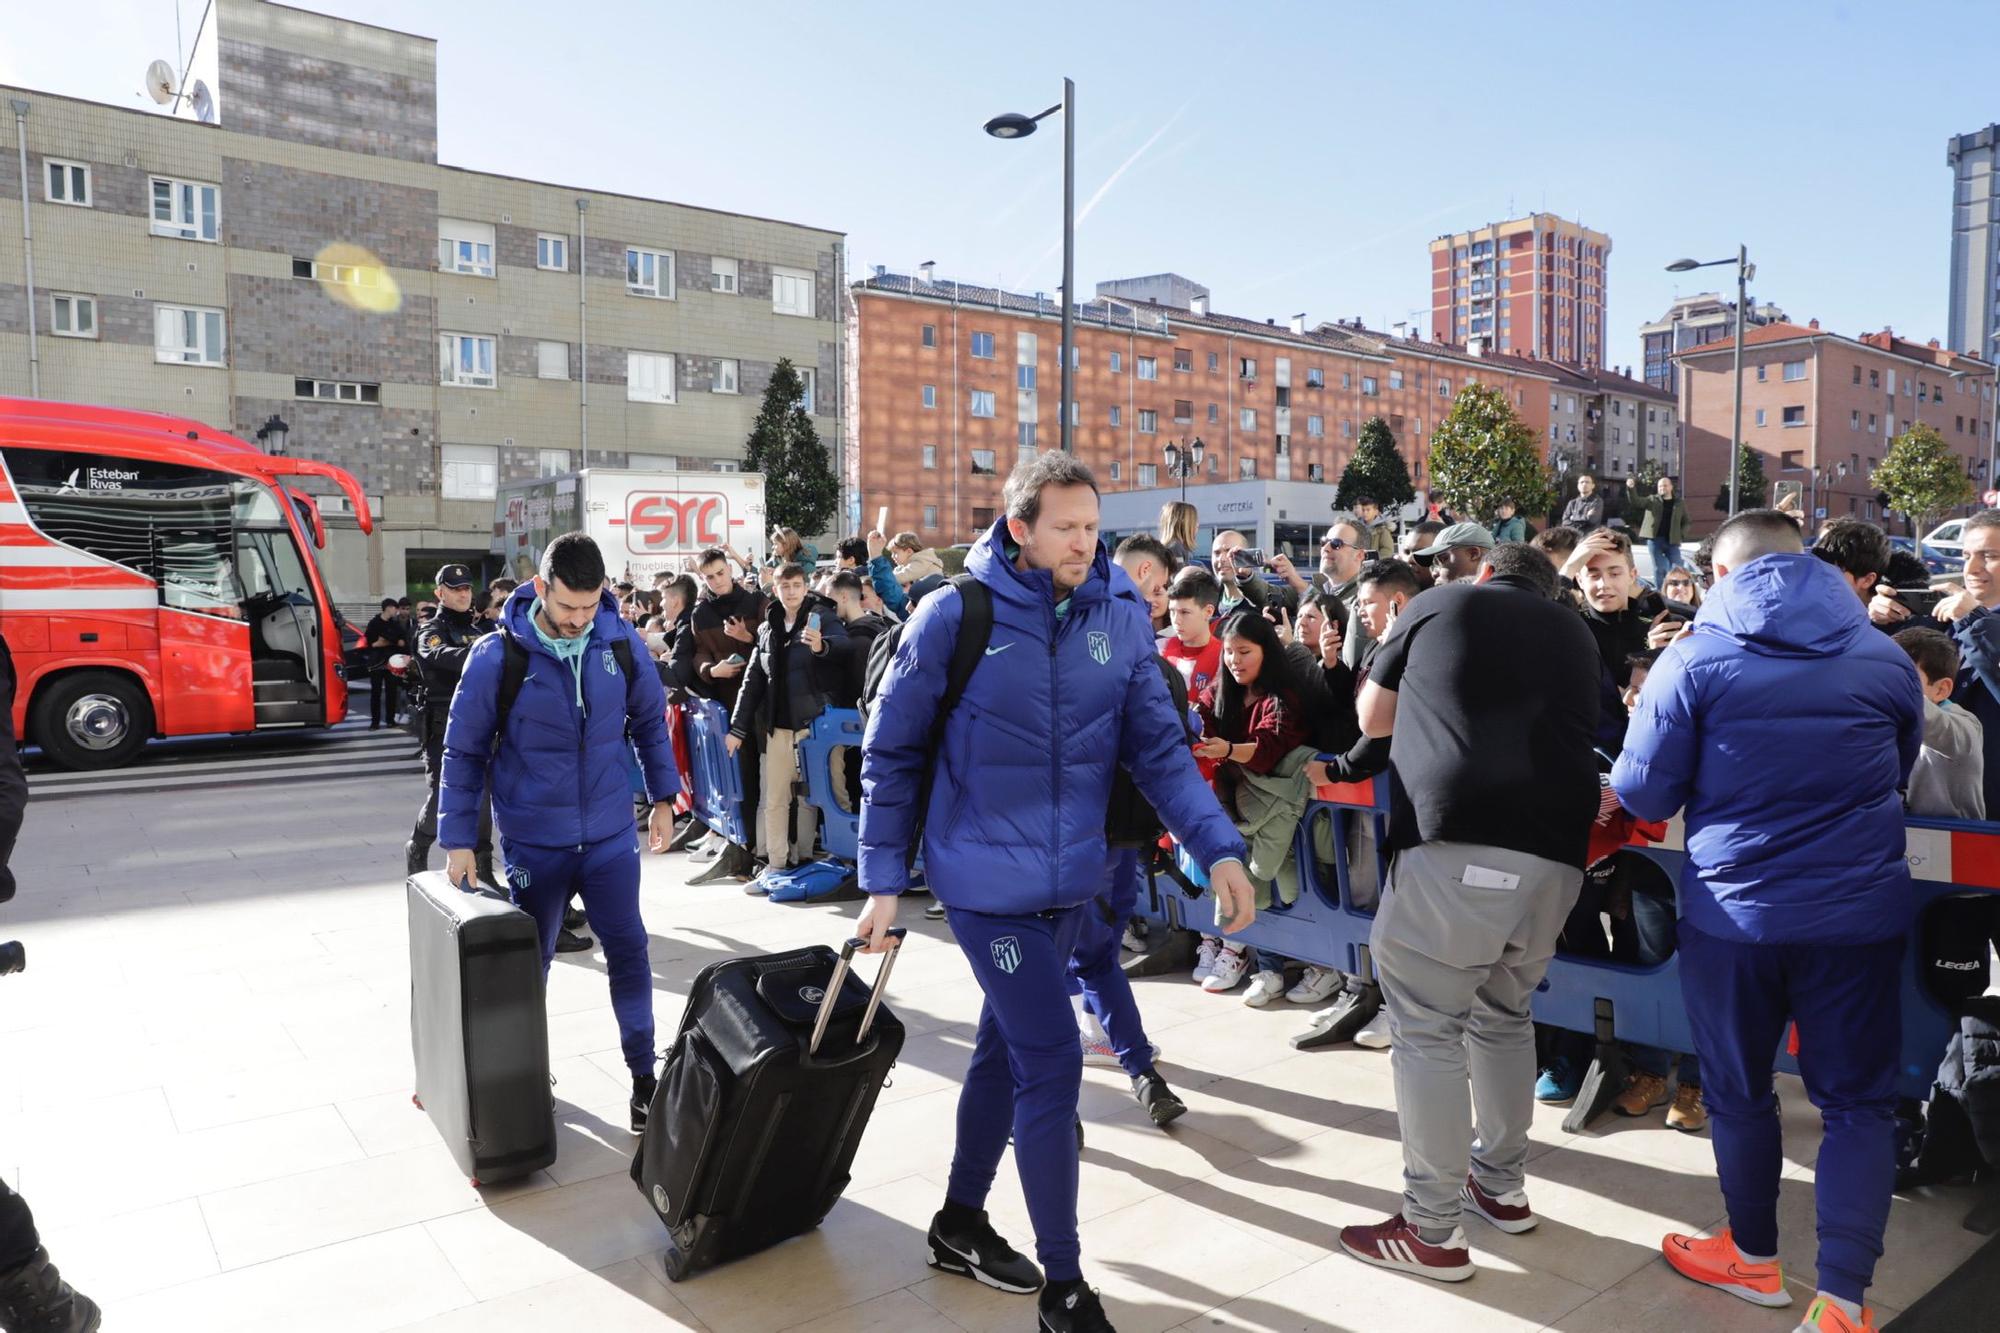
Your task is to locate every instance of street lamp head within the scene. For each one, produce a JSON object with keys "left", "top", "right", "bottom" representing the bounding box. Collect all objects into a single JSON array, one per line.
[
  {"left": 1191, "top": 436, "right": 1205, "bottom": 466},
  {"left": 983, "top": 112, "right": 1038, "bottom": 140},
  {"left": 1665, "top": 258, "right": 1702, "bottom": 273},
  {"left": 1162, "top": 442, "right": 1179, "bottom": 470},
  {"left": 255, "top": 413, "right": 290, "bottom": 455}
]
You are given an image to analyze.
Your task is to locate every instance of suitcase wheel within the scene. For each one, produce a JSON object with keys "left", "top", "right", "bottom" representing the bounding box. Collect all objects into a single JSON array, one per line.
[
  {"left": 411, "top": 1094, "right": 424, "bottom": 1110},
  {"left": 469, "top": 1177, "right": 481, "bottom": 1188}
]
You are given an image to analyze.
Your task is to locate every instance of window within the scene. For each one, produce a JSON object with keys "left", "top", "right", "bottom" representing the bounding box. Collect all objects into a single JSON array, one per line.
[
  {"left": 1108, "top": 461, "right": 1122, "bottom": 482},
  {"left": 436, "top": 332, "right": 494, "bottom": 387},
  {"left": 441, "top": 443, "right": 498, "bottom": 500},
  {"left": 437, "top": 218, "right": 496, "bottom": 276},
  {"left": 536, "top": 340, "right": 569, "bottom": 380},
  {"left": 922, "top": 444, "right": 937, "bottom": 469},
  {"left": 1870, "top": 369, "right": 1881, "bottom": 388},
  {"left": 626, "top": 247, "right": 675, "bottom": 298},
  {"left": 1853, "top": 364, "right": 1862, "bottom": 384},
  {"left": 969, "top": 331, "right": 997, "bottom": 359},
  {"left": 970, "top": 390, "right": 996, "bottom": 418},
  {"left": 1109, "top": 351, "right": 1122, "bottom": 373},
  {"left": 1240, "top": 408, "right": 1257, "bottom": 431},
  {"left": 536, "top": 233, "right": 568, "bottom": 271},
  {"left": 50, "top": 294, "right": 95, "bottom": 339},
  {"left": 711, "top": 257, "right": 738, "bottom": 294},
  {"left": 1781, "top": 450, "right": 1804, "bottom": 470},
  {"left": 1342, "top": 419, "right": 1355, "bottom": 438},
  {"left": 1307, "top": 367, "right": 1325, "bottom": 388},
  {"left": 1307, "top": 415, "right": 1324, "bottom": 437},
  {"left": 1138, "top": 463, "right": 1158, "bottom": 487},
  {"left": 1782, "top": 406, "right": 1805, "bottom": 426},
  {"left": 1240, "top": 357, "right": 1256, "bottom": 380},
  {"left": 714, "top": 358, "right": 740, "bottom": 394},
  {"left": 1852, "top": 410, "right": 1861, "bottom": 429},
  {"left": 44, "top": 158, "right": 90, "bottom": 207},
  {"left": 971, "top": 449, "right": 997, "bottom": 475},
  {"left": 1341, "top": 372, "right": 1352, "bottom": 390},
  {"left": 1565, "top": 396, "right": 1577, "bottom": 414},
  {"left": 1754, "top": 408, "right": 1767, "bottom": 426},
  {"left": 1174, "top": 349, "right": 1192, "bottom": 373},
  {"left": 1137, "top": 356, "right": 1158, "bottom": 381},
  {"left": 1207, "top": 403, "right": 1219, "bottom": 424},
  {"left": 1109, "top": 405, "right": 1121, "bottom": 427},
  {"left": 155, "top": 305, "right": 225, "bottom": 366},
  {"left": 921, "top": 323, "right": 937, "bottom": 348},
  {"left": 1173, "top": 400, "right": 1193, "bottom": 423},
  {"left": 1869, "top": 413, "right": 1878, "bottom": 432},
  {"left": 1239, "top": 458, "right": 1257, "bottom": 479},
  {"left": 1018, "top": 423, "right": 1038, "bottom": 450},
  {"left": 292, "top": 377, "right": 380, "bottom": 403},
  {"left": 1361, "top": 376, "right": 1378, "bottom": 396},
  {"left": 150, "top": 176, "right": 218, "bottom": 241},
  {"left": 1438, "top": 377, "right": 1451, "bottom": 397},
  {"left": 537, "top": 450, "right": 570, "bottom": 477},
  {"left": 1018, "top": 364, "right": 1036, "bottom": 391},
  {"left": 1389, "top": 370, "right": 1404, "bottom": 390},
  {"left": 922, "top": 384, "right": 937, "bottom": 409},
  {"left": 1308, "top": 463, "right": 1324, "bottom": 482},
  {"left": 291, "top": 257, "right": 386, "bottom": 291},
  {"left": 1755, "top": 364, "right": 1767, "bottom": 382},
  {"left": 1208, "top": 352, "right": 1220, "bottom": 372},
  {"left": 973, "top": 506, "right": 995, "bottom": 525},
  {"left": 627, "top": 351, "right": 676, "bottom": 404},
  {"left": 1138, "top": 410, "right": 1158, "bottom": 434},
  {"left": 1782, "top": 360, "right": 1807, "bottom": 382},
  {"left": 798, "top": 368, "right": 817, "bottom": 414},
  {"left": 771, "top": 265, "right": 815, "bottom": 317}
]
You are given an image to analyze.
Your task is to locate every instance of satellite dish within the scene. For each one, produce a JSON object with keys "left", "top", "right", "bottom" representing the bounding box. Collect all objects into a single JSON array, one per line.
[
  {"left": 145, "top": 59, "right": 176, "bottom": 104},
  {"left": 190, "top": 80, "right": 215, "bottom": 124}
]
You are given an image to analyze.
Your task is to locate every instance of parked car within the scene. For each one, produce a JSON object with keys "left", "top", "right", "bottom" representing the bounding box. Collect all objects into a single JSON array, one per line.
[
  {"left": 1890, "top": 535, "right": 1962, "bottom": 579},
  {"left": 1923, "top": 519, "right": 1967, "bottom": 561}
]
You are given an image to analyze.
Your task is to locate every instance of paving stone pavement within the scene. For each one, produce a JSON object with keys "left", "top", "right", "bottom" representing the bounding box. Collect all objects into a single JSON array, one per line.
[{"left": 0, "top": 767, "right": 1985, "bottom": 1330}]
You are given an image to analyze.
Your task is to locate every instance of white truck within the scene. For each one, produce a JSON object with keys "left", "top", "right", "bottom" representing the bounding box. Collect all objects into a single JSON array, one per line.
[{"left": 493, "top": 468, "right": 768, "bottom": 584}]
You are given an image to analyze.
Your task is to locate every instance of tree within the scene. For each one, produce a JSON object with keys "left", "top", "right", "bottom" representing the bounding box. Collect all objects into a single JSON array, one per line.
[
  {"left": 1634, "top": 458, "right": 1667, "bottom": 494},
  {"left": 743, "top": 358, "right": 839, "bottom": 539},
  {"left": 1334, "top": 416, "right": 1415, "bottom": 510},
  {"left": 1714, "top": 446, "right": 1768, "bottom": 514},
  {"left": 1426, "top": 383, "right": 1555, "bottom": 521},
  {"left": 1873, "top": 422, "right": 1976, "bottom": 535}
]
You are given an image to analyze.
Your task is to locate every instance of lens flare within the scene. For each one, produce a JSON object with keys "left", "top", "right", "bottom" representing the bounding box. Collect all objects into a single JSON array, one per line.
[{"left": 313, "top": 242, "right": 401, "bottom": 313}]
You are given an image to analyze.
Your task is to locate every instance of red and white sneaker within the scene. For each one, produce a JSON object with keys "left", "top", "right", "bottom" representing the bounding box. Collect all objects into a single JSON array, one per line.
[
  {"left": 1461, "top": 1175, "right": 1537, "bottom": 1233},
  {"left": 1339, "top": 1213, "right": 1474, "bottom": 1282}
]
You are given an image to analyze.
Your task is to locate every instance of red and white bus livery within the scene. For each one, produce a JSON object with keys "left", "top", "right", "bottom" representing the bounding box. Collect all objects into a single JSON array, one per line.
[{"left": 1, "top": 396, "right": 373, "bottom": 769}]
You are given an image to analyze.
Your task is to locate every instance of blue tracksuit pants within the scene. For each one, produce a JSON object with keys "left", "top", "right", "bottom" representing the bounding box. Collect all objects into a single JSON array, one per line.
[
  {"left": 501, "top": 830, "right": 655, "bottom": 1079},
  {"left": 1678, "top": 922, "right": 1904, "bottom": 1304},
  {"left": 1068, "top": 849, "right": 1155, "bottom": 1079},
  {"left": 944, "top": 903, "right": 1087, "bottom": 1283}
]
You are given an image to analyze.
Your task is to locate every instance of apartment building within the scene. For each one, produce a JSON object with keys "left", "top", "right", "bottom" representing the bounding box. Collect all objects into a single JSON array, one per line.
[
  {"left": 1947, "top": 124, "right": 2000, "bottom": 363},
  {"left": 0, "top": 0, "right": 843, "bottom": 600},
  {"left": 1429, "top": 213, "right": 1611, "bottom": 368},
  {"left": 1639, "top": 292, "right": 1789, "bottom": 395},
  {"left": 1678, "top": 320, "right": 1995, "bottom": 534},
  {"left": 1540, "top": 365, "right": 1678, "bottom": 481},
  {"left": 848, "top": 269, "right": 1557, "bottom": 545}
]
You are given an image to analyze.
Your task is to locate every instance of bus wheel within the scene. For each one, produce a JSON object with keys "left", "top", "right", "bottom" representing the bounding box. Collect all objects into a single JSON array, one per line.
[{"left": 31, "top": 672, "right": 154, "bottom": 771}]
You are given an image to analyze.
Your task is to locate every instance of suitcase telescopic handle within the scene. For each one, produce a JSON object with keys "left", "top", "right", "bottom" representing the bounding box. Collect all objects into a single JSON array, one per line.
[{"left": 808, "top": 928, "right": 907, "bottom": 1057}]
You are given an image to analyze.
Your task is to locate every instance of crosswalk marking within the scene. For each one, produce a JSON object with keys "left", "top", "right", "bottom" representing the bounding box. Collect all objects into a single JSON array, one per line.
[{"left": 25, "top": 719, "right": 426, "bottom": 800}]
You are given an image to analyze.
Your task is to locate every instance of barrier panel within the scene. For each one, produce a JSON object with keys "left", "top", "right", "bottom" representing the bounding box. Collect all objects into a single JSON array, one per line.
[
  {"left": 679, "top": 698, "right": 748, "bottom": 850},
  {"left": 798, "top": 709, "right": 864, "bottom": 864}
]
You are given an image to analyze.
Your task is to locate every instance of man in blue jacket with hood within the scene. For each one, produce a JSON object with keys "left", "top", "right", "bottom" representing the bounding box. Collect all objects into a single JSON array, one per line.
[
  {"left": 439, "top": 532, "right": 680, "bottom": 1135},
  {"left": 1613, "top": 509, "right": 1924, "bottom": 1333},
  {"left": 855, "top": 452, "right": 1254, "bottom": 1333}
]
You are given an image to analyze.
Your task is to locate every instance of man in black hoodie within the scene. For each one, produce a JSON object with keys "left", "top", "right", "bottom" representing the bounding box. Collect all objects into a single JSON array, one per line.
[{"left": 680, "top": 548, "right": 768, "bottom": 882}]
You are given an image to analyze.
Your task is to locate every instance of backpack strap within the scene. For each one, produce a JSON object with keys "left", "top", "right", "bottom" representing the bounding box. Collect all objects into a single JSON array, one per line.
[
  {"left": 492, "top": 633, "right": 531, "bottom": 752},
  {"left": 907, "top": 574, "right": 993, "bottom": 871}
]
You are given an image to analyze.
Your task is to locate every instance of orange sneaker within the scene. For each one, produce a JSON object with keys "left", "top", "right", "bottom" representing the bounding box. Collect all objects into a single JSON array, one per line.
[
  {"left": 1661, "top": 1229, "right": 1791, "bottom": 1308},
  {"left": 1798, "top": 1296, "right": 1875, "bottom": 1331}
]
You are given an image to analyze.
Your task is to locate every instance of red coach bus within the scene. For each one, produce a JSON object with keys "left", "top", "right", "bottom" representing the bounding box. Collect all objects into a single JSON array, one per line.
[{"left": 0, "top": 396, "right": 374, "bottom": 769}]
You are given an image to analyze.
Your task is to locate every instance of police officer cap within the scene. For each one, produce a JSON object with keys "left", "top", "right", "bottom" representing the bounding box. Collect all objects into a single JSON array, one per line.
[{"left": 435, "top": 563, "right": 473, "bottom": 589}]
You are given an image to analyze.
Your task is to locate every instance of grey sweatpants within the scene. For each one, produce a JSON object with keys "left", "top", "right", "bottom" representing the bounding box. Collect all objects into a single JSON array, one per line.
[{"left": 1369, "top": 840, "right": 1583, "bottom": 1233}]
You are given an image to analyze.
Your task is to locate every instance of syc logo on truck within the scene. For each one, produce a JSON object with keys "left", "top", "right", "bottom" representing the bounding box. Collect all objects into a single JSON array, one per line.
[{"left": 618, "top": 492, "right": 730, "bottom": 553}]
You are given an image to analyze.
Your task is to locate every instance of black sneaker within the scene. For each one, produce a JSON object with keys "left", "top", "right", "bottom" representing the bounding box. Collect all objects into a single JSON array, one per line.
[
  {"left": 1132, "top": 1071, "right": 1186, "bottom": 1128},
  {"left": 1039, "top": 1280, "right": 1114, "bottom": 1332},
  {"left": 630, "top": 1073, "right": 657, "bottom": 1134},
  {"left": 555, "top": 927, "right": 594, "bottom": 953},
  {"left": 0, "top": 1246, "right": 101, "bottom": 1333},
  {"left": 1290, "top": 982, "right": 1379, "bottom": 1051},
  {"left": 563, "top": 905, "right": 588, "bottom": 931},
  {"left": 925, "top": 1208, "right": 1044, "bottom": 1293},
  {"left": 666, "top": 819, "right": 708, "bottom": 853}
]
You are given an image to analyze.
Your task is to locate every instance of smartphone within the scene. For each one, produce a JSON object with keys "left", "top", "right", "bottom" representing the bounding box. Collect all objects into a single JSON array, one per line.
[
  {"left": 807, "top": 611, "right": 821, "bottom": 632},
  {"left": 725, "top": 652, "right": 746, "bottom": 665},
  {"left": 1362, "top": 549, "right": 1380, "bottom": 564},
  {"left": 1895, "top": 586, "right": 1945, "bottom": 617},
  {"left": 644, "top": 631, "right": 668, "bottom": 652},
  {"left": 1234, "top": 547, "right": 1267, "bottom": 569},
  {"left": 1658, "top": 597, "right": 1699, "bottom": 622}
]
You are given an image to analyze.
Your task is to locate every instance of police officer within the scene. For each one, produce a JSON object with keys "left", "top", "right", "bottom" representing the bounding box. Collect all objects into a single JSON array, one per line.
[{"left": 405, "top": 565, "right": 497, "bottom": 888}]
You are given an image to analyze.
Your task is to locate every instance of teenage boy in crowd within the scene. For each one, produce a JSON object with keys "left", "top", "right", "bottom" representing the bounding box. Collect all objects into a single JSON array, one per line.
[{"left": 682, "top": 546, "right": 768, "bottom": 883}]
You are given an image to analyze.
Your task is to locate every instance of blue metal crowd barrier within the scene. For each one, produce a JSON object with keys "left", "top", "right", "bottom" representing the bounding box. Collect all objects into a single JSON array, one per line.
[
  {"left": 679, "top": 697, "right": 748, "bottom": 850},
  {"left": 797, "top": 709, "right": 864, "bottom": 863}
]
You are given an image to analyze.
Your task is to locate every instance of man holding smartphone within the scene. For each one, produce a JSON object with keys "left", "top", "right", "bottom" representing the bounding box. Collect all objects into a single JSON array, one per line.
[
  {"left": 1272, "top": 517, "right": 1372, "bottom": 667},
  {"left": 686, "top": 547, "right": 768, "bottom": 881}
]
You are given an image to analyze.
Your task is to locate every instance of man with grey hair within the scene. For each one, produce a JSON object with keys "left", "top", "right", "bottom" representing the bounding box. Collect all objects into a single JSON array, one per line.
[
  {"left": 1339, "top": 541, "right": 1601, "bottom": 1283},
  {"left": 1613, "top": 508, "right": 1922, "bottom": 1331},
  {"left": 857, "top": 451, "right": 1256, "bottom": 1331}
]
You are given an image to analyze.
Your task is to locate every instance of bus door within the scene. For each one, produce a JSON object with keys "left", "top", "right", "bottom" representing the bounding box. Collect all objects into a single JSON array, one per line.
[{"left": 231, "top": 496, "right": 327, "bottom": 727}]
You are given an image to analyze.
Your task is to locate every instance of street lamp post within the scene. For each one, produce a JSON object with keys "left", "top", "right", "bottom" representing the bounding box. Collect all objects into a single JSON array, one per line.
[
  {"left": 1163, "top": 436, "right": 1205, "bottom": 505},
  {"left": 1667, "top": 246, "right": 1754, "bottom": 515},
  {"left": 254, "top": 413, "right": 290, "bottom": 457},
  {"left": 985, "top": 78, "right": 1076, "bottom": 454}
]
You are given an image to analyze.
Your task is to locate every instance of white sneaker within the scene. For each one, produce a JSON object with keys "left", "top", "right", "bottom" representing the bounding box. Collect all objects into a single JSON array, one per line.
[
  {"left": 1200, "top": 943, "right": 1248, "bottom": 992},
  {"left": 1285, "top": 965, "right": 1342, "bottom": 1005},
  {"left": 1192, "top": 936, "right": 1221, "bottom": 984},
  {"left": 1243, "top": 969, "right": 1287, "bottom": 1007},
  {"left": 1121, "top": 923, "right": 1145, "bottom": 953},
  {"left": 1353, "top": 1008, "right": 1393, "bottom": 1049}
]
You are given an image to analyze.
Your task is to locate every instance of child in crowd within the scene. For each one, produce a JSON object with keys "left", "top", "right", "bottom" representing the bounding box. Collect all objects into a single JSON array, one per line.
[
  {"left": 1193, "top": 610, "right": 1310, "bottom": 1004},
  {"left": 1163, "top": 568, "right": 1229, "bottom": 985},
  {"left": 1899, "top": 628, "right": 1986, "bottom": 820}
]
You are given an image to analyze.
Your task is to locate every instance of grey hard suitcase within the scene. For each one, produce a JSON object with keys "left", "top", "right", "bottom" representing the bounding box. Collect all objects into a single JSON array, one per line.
[{"left": 407, "top": 871, "right": 555, "bottom": 1185}]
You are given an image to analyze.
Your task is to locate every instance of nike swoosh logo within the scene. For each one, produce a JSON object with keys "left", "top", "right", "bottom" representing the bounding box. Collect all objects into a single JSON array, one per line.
[{"left": 983, "top": 644, "right": 1013, "bottom": 656}]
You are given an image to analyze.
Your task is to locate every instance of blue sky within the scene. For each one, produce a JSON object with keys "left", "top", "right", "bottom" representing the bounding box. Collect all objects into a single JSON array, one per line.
[{"left": 6, "top": 0, "right": 1996, "bottom": 369}]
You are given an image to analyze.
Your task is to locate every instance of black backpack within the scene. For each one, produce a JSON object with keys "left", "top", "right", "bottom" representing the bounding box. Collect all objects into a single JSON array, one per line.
[
  {"left": 1104, "top": 656, "right": 1192, "bottom": 848},
  {"left": 488, "top": 631, "right": 640, "bottom": 749}
]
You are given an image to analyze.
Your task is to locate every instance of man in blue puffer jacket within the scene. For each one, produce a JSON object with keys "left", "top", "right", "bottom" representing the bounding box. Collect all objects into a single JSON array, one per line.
[
  {"left": 440, "top": 532, "right": 679, "bottom": 1135},
  {"left": 1613, "top": 510, "right": 1923, "bottom": 1333},
  {"left": 855, "top": 453, "right": 1254, "bottom": 1333}
]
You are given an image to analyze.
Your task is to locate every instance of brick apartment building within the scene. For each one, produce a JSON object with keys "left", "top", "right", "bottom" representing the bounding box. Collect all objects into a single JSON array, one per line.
[
  {"left": 1430, "top": 213, "right": 1611, "bottom": 368},
  {"left": 1677, "top": 320, "right": 1996, "bottom": 534},
  {"left": 0, "top": 0, "right": 844, "bottom": 601},
  {"left": 848, "top": 268, "right": 1560, "bottom": 546}
]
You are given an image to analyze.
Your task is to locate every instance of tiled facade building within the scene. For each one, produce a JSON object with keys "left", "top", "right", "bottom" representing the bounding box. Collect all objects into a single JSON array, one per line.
[
  {"left": 0, "top": 0, "right": 843, "bottom": 600},
  {"left": 1678, "top": 320, "right": 1996, "bottom": 535},
  {"left": 1541, "top": 364, "right": 1678, "bottom": 483},
  {"left": 1639, "top": 292, "right": 1789, "bottom": 396},
  {"left": 848, "top": 269, "right": 1559, "bottom": 546},
  {"left": 1947, "top": 123, "right": 2000, "bottom": 364},
  {"left": 1429, "top": 213, "right": 1611, "bottom": 368}
]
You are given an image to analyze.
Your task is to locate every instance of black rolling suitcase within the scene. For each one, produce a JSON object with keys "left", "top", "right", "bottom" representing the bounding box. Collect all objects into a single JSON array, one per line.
[
  {"left": 633, "top": 929, "right": 907, "bottom": 1280},
  {"left": 407, "top": 871, "right": 556, "bottom": 1185}
]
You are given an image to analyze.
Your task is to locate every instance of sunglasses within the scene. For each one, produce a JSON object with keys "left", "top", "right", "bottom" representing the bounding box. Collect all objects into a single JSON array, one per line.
[{"left": 1319, "top": 537, "right": 1350, "bottom": 551}]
